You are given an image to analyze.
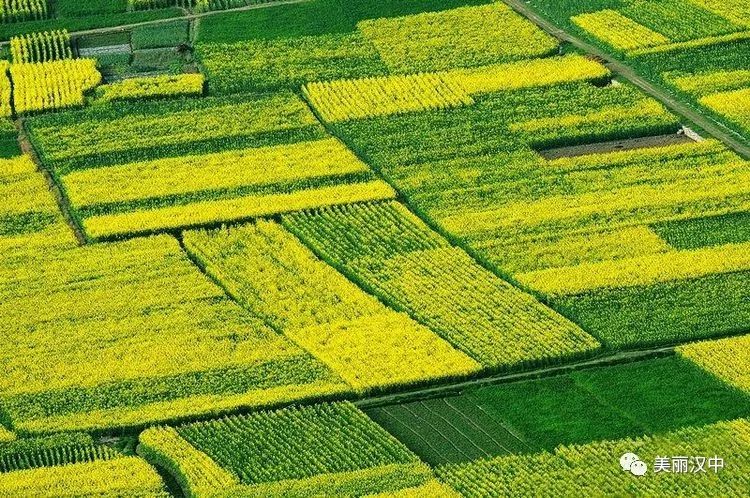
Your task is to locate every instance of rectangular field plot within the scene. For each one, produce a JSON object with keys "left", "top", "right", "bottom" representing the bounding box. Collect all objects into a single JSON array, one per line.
[
  {"left": 183, "top": 220, "right": 480, "bottom": 394},
  {"left": 139, "top": 402, "right": 437, "bottom": 497},
  {"left": 436, "top": 417, "right": 750, "bottom": 497},
  {"left": 365, "top": 397, "right": 532, "bottom": 465}
]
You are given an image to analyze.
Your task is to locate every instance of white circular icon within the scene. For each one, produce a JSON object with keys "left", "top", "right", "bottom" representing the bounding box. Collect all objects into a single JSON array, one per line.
[
  {"left": 630, "top": 460, "right": 648, "bottom": 476},
  {"left": 620, "top": 452, "right": 639, "bottom": 471}
]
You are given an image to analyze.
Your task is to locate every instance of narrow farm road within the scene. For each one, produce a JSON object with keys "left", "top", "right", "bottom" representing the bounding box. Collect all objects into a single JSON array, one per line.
[{"left": 503, "top": 0, "right": 750, "bottom": 160}]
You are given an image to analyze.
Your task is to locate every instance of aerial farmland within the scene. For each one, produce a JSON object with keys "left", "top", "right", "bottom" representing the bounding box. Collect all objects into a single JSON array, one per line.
[{"left": 0, "top": 0, "right": 748, "bottom": 496}]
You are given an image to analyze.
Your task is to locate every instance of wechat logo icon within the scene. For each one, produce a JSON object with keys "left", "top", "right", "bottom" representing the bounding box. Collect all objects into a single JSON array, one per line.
[{"left": 620, "top": 453, "right": 647, "bottom": 476}]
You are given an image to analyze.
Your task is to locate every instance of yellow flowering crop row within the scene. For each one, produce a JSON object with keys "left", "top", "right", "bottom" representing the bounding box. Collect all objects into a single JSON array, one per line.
[
  {"left": 64, "top": 138, "right": 369, "bottom": 208},
  {"left": 440, "top": 159, "right": 750, "bottom": 241},
  {"left": 303, "top": 73, "right": 473, "bottom": 123},
  {"left": 0, "top": 0, "right": 47, "bottom": 23},
  {"left": 10, "top": 58, "right": 101, "bottom": 114},
  {"left": 0, "top": 426, "right": 14, "bottom": 442},
  {"left": 0, "top": 456, "right": 168, "bottom": 496},
  {"left": 572, "top": 10, "right": 669, "bottom": 51},
  {"left": 0, "top": 62, "right": 11, "bottom": 117},
  {"left": 183, "top": 221, "right": 480, "bottom": 394},
  {"left": 518, "top": 241, "right": 750, "bottom": 297},
  {"left": 10, "top": 29, "right": 72, "bottom": 64},
  {"left": 83, "top": 180, "right": 396, "bottom": 240},
  {"left": 357, "top": 3, "right": 557, "bottom": 73},
  {"left": 449, "top": 55, "right": 610, "bottom": 95},
  {"left": 667, "top": 69, "right": 750, "bottom": 96},
  {"left": 437, "top": 418, "right": 750, "bottom": 497},
  {"left": 628, "top": 30, "right": 750, "bottom": 56},
  {"left": 678, "top": 334, "right": 750, "bottom": 394},
  {"left": 700, "top": 88, "right": 750, "bottom": 130},
  {"left": 94, "top": 73, "right": 205, "bottom": 103},
  {"left": 364, "top": 480, "right": 461, "bottom": 498}
]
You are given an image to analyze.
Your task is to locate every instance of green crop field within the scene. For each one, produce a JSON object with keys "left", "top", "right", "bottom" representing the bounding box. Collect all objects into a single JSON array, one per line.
[{"left": 0, "top": 0, "right": 748, "bottom": 495}]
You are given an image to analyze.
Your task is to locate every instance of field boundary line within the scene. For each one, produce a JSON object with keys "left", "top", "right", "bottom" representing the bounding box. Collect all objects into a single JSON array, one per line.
[
  {"left": 16, "top": 119, "right": 87, "bottom": 245},
  {"left": 501, "top": 0, "right": 750, "bottom": 160},
  {"left": 0, "top": 0, "right": 314, "bottom": 46}
]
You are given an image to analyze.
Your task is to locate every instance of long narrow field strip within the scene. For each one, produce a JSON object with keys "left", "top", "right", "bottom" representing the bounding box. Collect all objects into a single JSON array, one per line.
[
  {"left": 304, "top": 55, "right": 610, "bottom": 123},
  {"left": 183, "top": 220, "right": 480, "bottom": 394},
  {"left": 83, "top": 181, "right": 396, "bottom": 240},
  {"left": 63, "top": 138, "right": 370, "bottom": 208},
  {"left": 678, "top": 334, "right": 750, "bottom": 394},
  {"left": 518, "top": 241, "right": 750, "bottom": 296},
  {"left": 303, "top": 73, "right": 474, "bottom": 123},
  {"left": 436, "top": 418, "right": 750, "bottom": 496},
  {"left": 571, "top": 10, "right": 670, "bottom": 51},
  {"left": 283, "top": 201, "right": 600, "bottom": 370},
  {"left": 140, "top": 402, "right": 437, "bottom": 497}
]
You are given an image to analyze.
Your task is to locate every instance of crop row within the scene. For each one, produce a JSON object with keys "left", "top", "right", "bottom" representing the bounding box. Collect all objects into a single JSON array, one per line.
[
  {"left": 0, "top": 62, "right": 10, "bottom": 117},
  {"left": 667, "top": 69, "right": 750, "bottom": 96},
  {"left": 283, "top": 201, "right": 599, "bottom": 369},
  {"left": 436, "top": 417, "right": 750, "bottom": 496},
  {"left": 304, "top": 73, "right": 473, "bottom": 123},
  {"left": 82, "top": 180, "right": 396, "bottom": 240},
  {"left": 10, "top": 29, "right": 71, "bottom": 64},
  {"left": 0, "top": 456, "right": 168, "bottom": 496},
  {"left": 0, "top": 433, "right": 118, "bottom": 473},
  {"left": 572, "top": 9, "right": 669, "bottom": 51},
  {"left": 686, "top": 0, "right": 750, "bottom": 27},
  {"left": 10, "top": 58, "right": 100, "bottom": 114},
  {"left": 93, "top": 73, "right": 205, "bottom": 103},
  {"left": 183, "top": 220, "right": 480, "bottom": 393},
  {"left": 0, "top": 0, "right": 47, "bottom": 24}
]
